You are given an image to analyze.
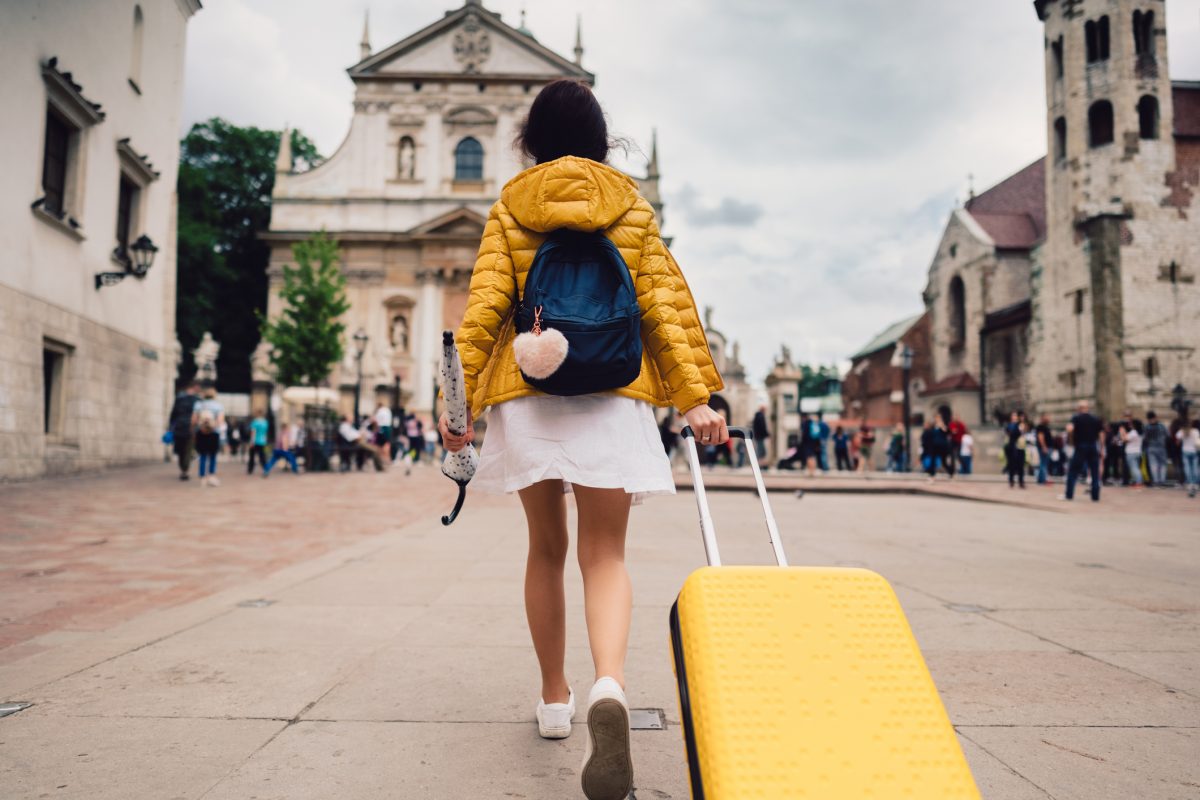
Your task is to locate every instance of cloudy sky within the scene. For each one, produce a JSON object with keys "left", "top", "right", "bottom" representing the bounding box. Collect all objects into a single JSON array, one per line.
[{"left": 183, "top": 0, "right": 1200, "bottom": 385}]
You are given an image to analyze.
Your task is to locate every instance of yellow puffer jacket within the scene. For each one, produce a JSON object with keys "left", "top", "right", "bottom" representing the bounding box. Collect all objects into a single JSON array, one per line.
[{"left": 457, "top": 156, "right": 723, "bottom": 417}]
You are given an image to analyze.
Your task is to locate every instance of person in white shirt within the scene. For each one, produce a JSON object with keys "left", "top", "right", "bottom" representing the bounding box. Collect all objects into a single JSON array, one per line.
[
  {"left": 1121, "top": 422, "right": 1143, "bottom": 487},
  {"left": 959, "top": 432, "right": 975, "bottom": 475},
  {"left": 374, "top": 404, "right": 394, "bottom": 459},
  {"left": 1177, "top": 421, "right": 1199, "bottom": 498}
]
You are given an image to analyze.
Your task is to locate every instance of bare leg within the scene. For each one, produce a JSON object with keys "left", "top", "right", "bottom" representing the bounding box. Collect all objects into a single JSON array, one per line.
[
  {"left": 573, "top": 485, "right": 633, "bottom": 687},
  {"left": 518, "top": 480, "right": 571, "bottom": 704}
]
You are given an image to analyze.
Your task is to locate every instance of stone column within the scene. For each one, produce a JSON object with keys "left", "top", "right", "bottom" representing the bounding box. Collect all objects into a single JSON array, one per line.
[
  {"left": 424, "top": 103, "right": 444, "bottom": 192},
  {"left": 414, "top": 269, "right": 445, "bottom": 420}
]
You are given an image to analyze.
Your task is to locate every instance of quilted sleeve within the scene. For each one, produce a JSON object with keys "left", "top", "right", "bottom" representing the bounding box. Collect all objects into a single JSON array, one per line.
[
  {"left": 635, "top": 217, "right": 712, "bottom": 414},
  {"left": 456, "top": 202, "right": 517, "bottom": 407}
]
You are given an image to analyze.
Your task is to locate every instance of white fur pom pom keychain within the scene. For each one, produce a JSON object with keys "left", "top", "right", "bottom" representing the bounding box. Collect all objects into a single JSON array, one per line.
[{"left": 513, "top": 305, "right": 569, "bottom": 380}]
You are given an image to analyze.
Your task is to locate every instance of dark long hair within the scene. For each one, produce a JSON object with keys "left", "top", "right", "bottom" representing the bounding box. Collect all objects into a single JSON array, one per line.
[{"left": 515, "top": 79, "right": 621, "bottom": 164}]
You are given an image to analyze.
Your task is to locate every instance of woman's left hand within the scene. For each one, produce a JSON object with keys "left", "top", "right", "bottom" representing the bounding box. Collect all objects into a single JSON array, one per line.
[{"left": 684, "top": 404, "right": 729, "bottom": 446}]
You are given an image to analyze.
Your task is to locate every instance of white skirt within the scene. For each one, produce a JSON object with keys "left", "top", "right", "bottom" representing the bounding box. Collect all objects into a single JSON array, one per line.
[{"left": 471, "top": 394, "right": 676, "bottom": 503}]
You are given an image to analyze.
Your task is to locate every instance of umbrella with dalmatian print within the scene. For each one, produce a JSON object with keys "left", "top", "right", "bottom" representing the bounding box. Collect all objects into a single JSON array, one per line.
[{"left": 439, "top": 331, "right": 479, "bottom": 525}]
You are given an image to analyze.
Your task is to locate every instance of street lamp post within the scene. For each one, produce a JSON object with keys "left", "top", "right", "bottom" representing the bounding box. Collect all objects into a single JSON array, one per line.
[
  {"left": 899, "top": 345, "right": 914, "bottom": 473},
  {"left": 352, "top": 328, "right": 368, "bottom": 424}
]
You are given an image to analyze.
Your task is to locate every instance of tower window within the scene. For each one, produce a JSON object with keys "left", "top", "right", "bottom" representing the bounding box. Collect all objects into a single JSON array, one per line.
[
  {"left": 1132, "top": 10, "right": 1155, "bottom": 57},
  {"left": 130, "top": 5, "right": 144, "bottom": 92},
  {"left": 948, "top": 275, "right": 966, "bottom": 350},
  {"left": 1051, "top": 36, "right": 1064, "bottom": 79},
  {"left": 41, "top": 108, "right": 72, "bottom": 217},
  {"left": 1054, "top": 117, "right": 1068, "bottom": 163},
  {"left": 1085, "top": 16, "right": 1110, "bottom": 63},
  {"left": 1137, "top": 95, "right": 1159, "bottom": 139},
  {"left": 1073, "top": 289, "right": 1085, "bottom": 315},
  {"left": 1088, "top": 100, "right": 1114, "bottom": 147},
  {"left": 454, "top": 136, "right": 483, "bottom": 181}
]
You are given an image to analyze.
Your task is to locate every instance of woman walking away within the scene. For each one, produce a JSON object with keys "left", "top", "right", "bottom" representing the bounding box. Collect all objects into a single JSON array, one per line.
[
  {"left": 1004, "top": 411, "right": 1026, "bottom": 489},
  {"left": 192, "top": 387, "right": 225, "bottom": 487},
  {"left": 959, "top": 429, "right": 974, "bottom": 475},
  {"left": 439, "top": 79, "right": 725, "bottom": 800}
]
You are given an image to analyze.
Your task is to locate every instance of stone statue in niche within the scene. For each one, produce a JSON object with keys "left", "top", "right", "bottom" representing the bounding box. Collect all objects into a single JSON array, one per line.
[
  {"left": 390, "top": 314, "right": 409, "bottom": 352},
  {"left": 398, "top": 137, "right": 415, "bottom": 179}
]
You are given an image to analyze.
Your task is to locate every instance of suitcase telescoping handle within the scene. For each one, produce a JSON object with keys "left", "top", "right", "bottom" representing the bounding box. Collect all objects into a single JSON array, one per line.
[{"left": 680, "top": 426, "right": 788, "bottom": 568}]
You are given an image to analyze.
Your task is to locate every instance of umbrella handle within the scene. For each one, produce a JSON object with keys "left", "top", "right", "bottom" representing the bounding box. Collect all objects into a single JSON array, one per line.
[{"left": 441, "top": 480, "right": 469, "bottom": 526}]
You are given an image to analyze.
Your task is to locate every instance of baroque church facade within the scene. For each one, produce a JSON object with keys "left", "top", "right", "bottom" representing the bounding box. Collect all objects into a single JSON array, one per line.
[
  {"left": 921, "top": 0, "right": 1199, "bottom": 426},
  {"left": 260, "top": 0, "right": 665, "bottom": 421}
]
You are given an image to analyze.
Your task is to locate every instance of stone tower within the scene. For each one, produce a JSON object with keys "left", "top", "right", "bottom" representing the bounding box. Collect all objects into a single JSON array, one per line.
[{"left": 1030, "top": 0, "right": 1198, "bottom": 420}]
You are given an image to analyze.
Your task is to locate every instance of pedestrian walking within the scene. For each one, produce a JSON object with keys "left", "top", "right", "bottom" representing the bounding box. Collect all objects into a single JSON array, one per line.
[
  {"left": 752, "top": 405, "right": 770, "bottom": 463},
  {"left": 403, "top": 413, "right": 423, "bottom": 466},
  {"left": 167, "top": 380, "right": 200, "bottom": 481},
  {"left": 1035, "top": 414, "right": 1053, "bottom": 485},
  {"left": 885, "top": 423, "right": 904, "bottom": 472},
  {"left": 1062, "top": 400, "right": 1104, "bottom": 501},
  {"left": 246, "top": 410, "right": 270, "bottom": 474},
  {"left": 799, "top": 414, "right": 818, "bottom": 476},
  {"left": 263, "top": 421, "right": 300, "bottom": 477},
  {"left": 816, "top": 412, "right": 831, "bottom": 473},
  {"left": 834, "top": 426, "right": 853, "bottom": 471},
  {"left": 227, "top": 416, "right": 243, "bottom": 460},
  {"left": 437, "top": 78, "right": 725, "bottom": 800},
  {"left": 947, "top": 414, "right": 966, "bottom": 475},
  {"left": 192, "top": 388, "right": 225, "bottom": 487},
  {"left": 374, "top": 403, "right": 394, "bottom": 459},
  {"left": 1121, "top": 420, "right": 1144, "bottom": 487},
  {"left": 857, "top": 422, "right": 875, "bottom": 473},
  {"left": 959, "top": 429, "right": 974, "bottom": 475},
  {"left": 1003, "top": 411, "right": 1026, "bottom": 489},
  {"left": 1143, "top": 410, "right": 1169, "bottom": 486},
  {"left": 1177, "top": 420, "right": 1199, "bottom": 498},
  {"left": 1103, "top": 422, "right": 1126, "bottom": 485}
]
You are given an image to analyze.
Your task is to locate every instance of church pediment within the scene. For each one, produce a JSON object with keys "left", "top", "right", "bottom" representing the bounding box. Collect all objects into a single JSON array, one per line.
[
  {"left": 350, "top": 2, "right": 592, "bottom": 82},
  {"left": 410, "top": 206, "right": 488, "bottom": 238}
]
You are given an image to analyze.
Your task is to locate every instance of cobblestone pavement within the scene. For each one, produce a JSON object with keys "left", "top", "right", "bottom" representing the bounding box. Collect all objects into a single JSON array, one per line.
[
  {"left": 0, "top": 459, "right": 508, "bottom": 664},
  {"left": 0, "top": 461, "right": 1197, "bottom": 799}
]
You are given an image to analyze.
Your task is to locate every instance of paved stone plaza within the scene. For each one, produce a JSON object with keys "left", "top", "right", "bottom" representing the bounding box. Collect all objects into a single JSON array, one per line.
[{"left": 0, "top": 464, "right": 1197, "bottom": 798}]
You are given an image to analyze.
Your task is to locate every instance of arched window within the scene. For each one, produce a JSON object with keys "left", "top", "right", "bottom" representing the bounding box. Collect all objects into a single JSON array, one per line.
[
  {"left": 1137, "top": 95, "right": 1159, "bottom": 139},
  {"left": 1051, "top": 36, "right": 1064, "bottom": 79},
  {"left": 1088, "top": 100, "right": 1114, "bottom": 147},
  {"left": 130, "top": 5, "right": 144, "bottom": 89},
  {"left": 1133, "top": 10, "right": 1155, "bottom": 57},
  {"left": 948, "top": 275, "right": 966, "bottom": 350},
  {"left": 1054, "top": 117, "right": 1068, "bottom": 162},
  {"left": 454, "top": 137, "right": 483, "bottom": 181},
  {"left": 1085, "top": 16, "right": 1110, "bottom": 63}
]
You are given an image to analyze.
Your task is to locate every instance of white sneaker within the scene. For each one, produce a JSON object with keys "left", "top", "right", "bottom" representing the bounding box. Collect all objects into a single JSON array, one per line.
[
  {"left": 536, "top": 687, "right": 575, "bottom": 739},
  {"left": 208, "top": 476, "right": 220, "bottom": 487},
  {"left": 581, "top": 677, "right": 633, "bottom": 800}
]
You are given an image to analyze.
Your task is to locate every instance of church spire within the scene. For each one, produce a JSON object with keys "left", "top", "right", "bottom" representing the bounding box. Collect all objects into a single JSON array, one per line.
[
  {"left": 647, "top": 128, "right": 659, "bottom": 178},
  {"left": 574, "top": 15, "right": 584, "bottom": 65},
  {"left": 275, "top": 125, "right": 292, "bottom": 174},
  {"left": 359, "top": 10, "right": 371, "bottom": 61}
]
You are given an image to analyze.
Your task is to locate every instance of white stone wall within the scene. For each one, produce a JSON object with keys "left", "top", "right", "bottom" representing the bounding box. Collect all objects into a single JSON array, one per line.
[
  {"left": 0, "top": 0, "right": 197, "bottom": 479},
  {"left": 923, "top": 211, "right": 994, "bottom": 388}
]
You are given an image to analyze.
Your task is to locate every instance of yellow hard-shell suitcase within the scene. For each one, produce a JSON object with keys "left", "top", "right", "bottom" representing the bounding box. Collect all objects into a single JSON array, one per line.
[{"left": 670, "top": 427, "right": 981, "bottom": 799}]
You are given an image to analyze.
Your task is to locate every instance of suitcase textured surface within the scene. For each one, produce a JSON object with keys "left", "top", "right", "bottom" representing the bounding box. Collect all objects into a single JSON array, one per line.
[{"left": 671, "top": 565, "right": 981, "bottom": 798}]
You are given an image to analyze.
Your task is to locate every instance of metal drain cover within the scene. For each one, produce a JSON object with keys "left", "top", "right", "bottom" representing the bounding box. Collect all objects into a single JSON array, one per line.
[
  {"left": 0, "top": 702, "right": 32, "bottom": 718},
  {"left": 629, "top": 708, "right": 665, "bottom": 730}
]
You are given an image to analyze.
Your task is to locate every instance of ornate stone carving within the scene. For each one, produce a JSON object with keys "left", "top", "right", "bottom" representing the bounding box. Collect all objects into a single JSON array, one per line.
[
  {"left": 193, "top": 332, "right": 220, "bottom": 384},
  {"left": 452, "top": 13, "right": 491, "bottom": 73},
  {"left": 398, "top": 136, "right": 416, "bottom": 179}
]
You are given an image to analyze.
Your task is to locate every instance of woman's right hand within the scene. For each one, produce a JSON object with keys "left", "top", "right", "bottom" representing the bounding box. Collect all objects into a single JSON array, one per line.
[{"left": 439, "top": 410, "right": 474, "bottom": 453}]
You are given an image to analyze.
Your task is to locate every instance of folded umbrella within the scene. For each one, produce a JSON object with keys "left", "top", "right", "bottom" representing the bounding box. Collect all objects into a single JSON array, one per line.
[{"left": 439, "top": 330, "right": 479, "bottom": 525}]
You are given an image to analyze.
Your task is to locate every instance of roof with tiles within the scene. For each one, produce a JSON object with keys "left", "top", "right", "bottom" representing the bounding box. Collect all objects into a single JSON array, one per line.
[{"left": 964, "top": 158, "right": 1046, "bottom": 251}]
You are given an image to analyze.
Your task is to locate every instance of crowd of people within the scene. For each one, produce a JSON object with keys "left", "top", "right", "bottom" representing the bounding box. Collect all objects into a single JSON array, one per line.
[
  {"left": 651, "top": 396, "right": 1199, "bottom": 501},
  {"left": 165, "top": 381, "right": 444, "bottom": 485}
]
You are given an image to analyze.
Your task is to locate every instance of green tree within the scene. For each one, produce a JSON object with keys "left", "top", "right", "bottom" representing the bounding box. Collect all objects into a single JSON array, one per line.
[
  {"left": 259, "top": 232, "right": 350, "bottom": 391},
  {"left": 797, "top": 364, "right": 840, "bottom": 398},
  {"left": 176, "top": 118, "right": 322, "bottom": 390}
]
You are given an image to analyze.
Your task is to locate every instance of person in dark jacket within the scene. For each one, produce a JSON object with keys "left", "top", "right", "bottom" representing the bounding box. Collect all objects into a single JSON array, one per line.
[
  {"left": 1004, "top": 411, "right": 1026, "bottom": 489},
  {"left": 751, "top": 405, "right": 770, "bottom": 462},
  {"left": 167, "top": 381, "right": 200, "bottom": 481}
]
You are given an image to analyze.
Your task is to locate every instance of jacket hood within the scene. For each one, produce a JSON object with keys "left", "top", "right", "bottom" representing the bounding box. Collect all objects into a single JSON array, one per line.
[{"left": 500, "top": 156, "right": 640, "bottom": 233}]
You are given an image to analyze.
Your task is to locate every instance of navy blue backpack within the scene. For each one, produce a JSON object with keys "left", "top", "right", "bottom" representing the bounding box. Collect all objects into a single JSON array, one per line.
[{"left": 514, "top": 229, "right": 643, "bottom": 396}]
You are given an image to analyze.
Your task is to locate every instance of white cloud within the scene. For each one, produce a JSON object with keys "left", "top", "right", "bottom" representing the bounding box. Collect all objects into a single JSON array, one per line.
[{"left": 182, "top": 0, "right": 1200, "bottom": 384}]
